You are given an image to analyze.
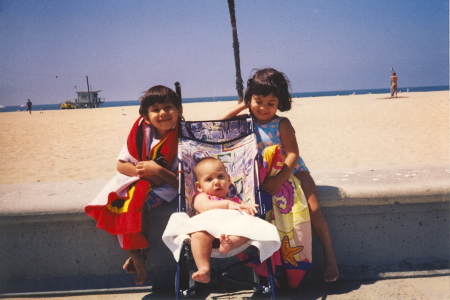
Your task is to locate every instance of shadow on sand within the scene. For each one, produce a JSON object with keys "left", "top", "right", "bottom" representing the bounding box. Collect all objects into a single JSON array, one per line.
[{"left": 375, "top": 95, "right": 409, "bottom": 100}]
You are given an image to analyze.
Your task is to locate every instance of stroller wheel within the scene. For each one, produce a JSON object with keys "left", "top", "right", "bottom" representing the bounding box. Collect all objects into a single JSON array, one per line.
[
  {"left": 176, "top": 262, "right": 196, "bottom": 297},
  {"left": 253, "top": 270, "right": 274, "bottom": 294},
  {"left": 252, "top": 270, "right": 260, "bottom": 292},
  {"left": 188, "top": 270, "right": 196, "bottom": 295}
]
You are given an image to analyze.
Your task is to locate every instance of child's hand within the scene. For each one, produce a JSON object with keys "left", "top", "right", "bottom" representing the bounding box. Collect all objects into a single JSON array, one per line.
[
  {"left": 134, "top": 161, "right": 163, "bottom": 185},
  {"left": 262, "top": 176, "right": 283, "bottom": 195},
  {"left": 228, "top": 201, "right": 259, "bottom": 215},
  {"left": 136, "top": 160, "right": 159, "bottom": 178}
]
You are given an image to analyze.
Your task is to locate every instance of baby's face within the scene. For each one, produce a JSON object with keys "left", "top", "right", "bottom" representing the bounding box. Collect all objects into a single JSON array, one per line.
[{"left": 195, "top": 160, "right": 231, "bottom": 199}]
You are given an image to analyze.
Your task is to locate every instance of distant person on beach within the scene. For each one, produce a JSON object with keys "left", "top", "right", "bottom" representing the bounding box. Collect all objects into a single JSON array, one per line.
[
  {"left": 26, "top": 99, "right": 32, "bottom": 114},
  {"left": 390, "top": 72, "right": 398, "bottom": 97},
  {"left": 218, "top": 68, "right": 339, "bottom": 283},
  {"left": 85, "top": 85, "right": 182, "bottom": 286}
]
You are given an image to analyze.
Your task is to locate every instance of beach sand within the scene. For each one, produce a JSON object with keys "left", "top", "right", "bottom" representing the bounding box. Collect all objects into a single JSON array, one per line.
[{"left": 0, "top": 91, "right": 448, "bottom": 185}]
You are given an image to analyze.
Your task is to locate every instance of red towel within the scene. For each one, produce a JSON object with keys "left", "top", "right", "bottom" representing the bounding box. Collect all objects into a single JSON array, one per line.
[
  {"left": 85, "top": 117, "right": 178, "bottom": 249},
  {"left": 127, "top": 117, "right": 178, "bottom": 168}
]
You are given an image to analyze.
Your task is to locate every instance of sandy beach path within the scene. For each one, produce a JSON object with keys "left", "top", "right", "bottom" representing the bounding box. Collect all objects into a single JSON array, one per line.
[{"left": 0, "top": 91, "right": 447, "bottom": 184}]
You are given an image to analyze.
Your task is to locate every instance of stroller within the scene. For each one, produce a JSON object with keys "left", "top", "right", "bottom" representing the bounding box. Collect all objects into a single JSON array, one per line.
[{"left": 163, "top": 115, "right": 279, "bottom": 299}]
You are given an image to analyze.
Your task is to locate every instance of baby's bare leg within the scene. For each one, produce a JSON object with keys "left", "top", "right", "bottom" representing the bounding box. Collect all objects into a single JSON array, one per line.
[
  {"left": 190, "top": 231, "right": 214, "bottom": 283},
  {"left": 219, "top": 234, "right": 249, "bottom": 254}
]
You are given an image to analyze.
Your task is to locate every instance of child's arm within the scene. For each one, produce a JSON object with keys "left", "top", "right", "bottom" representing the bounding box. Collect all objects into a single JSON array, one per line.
[
  {"left": 193, "top": 194, "right": 258, "bottom": 215},
  {"left": 116, "top": 160, "right": 177, "bottom": 188},
  {"left": 217, "top": 101, "right": 248, "bottom": 120},
  {"left": 117, "top": 160, "right": 138, "bottom": 177},
  {"left": 262, "top": 118, "right": 299, "bottom": 194},
  {"left": 136, "top": 160, "right": 178, "bottom": 188}
]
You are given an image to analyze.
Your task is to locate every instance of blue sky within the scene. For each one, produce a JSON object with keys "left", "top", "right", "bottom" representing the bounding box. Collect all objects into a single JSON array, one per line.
[{"left": 0, "top": 0, "right": 448, "bottom": 105}]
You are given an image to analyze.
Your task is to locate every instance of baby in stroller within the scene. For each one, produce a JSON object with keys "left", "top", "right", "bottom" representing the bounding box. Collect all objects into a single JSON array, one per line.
[
  {"left": 190, "top": 157, "right": 265, "bottom": 283},
  {"left": 162, "top": 120, "right": 281, "bottom": 283},
  {"left": 163, "top": 156, "right": 281, "bottom": 284}
]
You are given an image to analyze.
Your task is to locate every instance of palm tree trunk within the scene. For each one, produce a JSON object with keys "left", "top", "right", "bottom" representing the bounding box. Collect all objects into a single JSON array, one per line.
[{"left": 227, "top": 0, "right": 244, "bottom": 102}]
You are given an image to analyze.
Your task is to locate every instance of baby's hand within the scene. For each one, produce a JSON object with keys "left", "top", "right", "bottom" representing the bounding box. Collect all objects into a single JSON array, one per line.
[
  {"left": 228, "top": 201, "right": 259, "bottom": 215},
  {"left": 242, "top": 204, "right": 259, "bottom": 215}
]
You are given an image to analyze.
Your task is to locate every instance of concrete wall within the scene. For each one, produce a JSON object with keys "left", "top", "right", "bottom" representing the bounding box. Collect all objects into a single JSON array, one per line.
[
  {"left": 0, "top": 166, "right": 448, "bottom": 294},
  {"left": 0, "top": 179, "right": 178, "bottom": 294}
]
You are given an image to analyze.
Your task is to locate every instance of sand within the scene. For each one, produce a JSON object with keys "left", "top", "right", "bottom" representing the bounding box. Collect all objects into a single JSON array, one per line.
[{"left": 0, "top": 91, "right": 448, "bottom": 185}]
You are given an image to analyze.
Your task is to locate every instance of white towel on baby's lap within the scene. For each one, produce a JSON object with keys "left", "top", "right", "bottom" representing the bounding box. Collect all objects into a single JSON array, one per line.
[{"left": 162, "top": 209, "right": 281, "bottom": 262}]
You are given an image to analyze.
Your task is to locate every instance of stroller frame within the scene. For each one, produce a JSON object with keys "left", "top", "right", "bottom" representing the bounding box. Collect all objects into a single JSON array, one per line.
[{"left": 174, "top": 116, "right": 277, "bottom": 299}]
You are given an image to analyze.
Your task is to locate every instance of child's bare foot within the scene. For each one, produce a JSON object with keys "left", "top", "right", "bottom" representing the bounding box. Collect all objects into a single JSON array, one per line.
[
  {"left": 132, "top": 254, "right": 147, "bottom": 285},
  {"left": 324, "top": 259, "right": 339, "bottom": 282},
  {"left": 125, "top": 249, "right": 149, "bottom": 285},
  {"left": 219, "top": 234, "right": 232, "bottom": 254},
  {"left": 123, "top": 248, "right": 148, "bottom": 274},
  {"left": 123, "top": 257, "right": 136, "bottom": 273},
  {"left": 192, "top": 267, "right": 210, "bottom": 283}
]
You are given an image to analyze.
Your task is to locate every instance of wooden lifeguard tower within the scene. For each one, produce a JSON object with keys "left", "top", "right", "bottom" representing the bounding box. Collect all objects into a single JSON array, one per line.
[{"left": 75, "top": 90, "right": 105, "bottom": 108}]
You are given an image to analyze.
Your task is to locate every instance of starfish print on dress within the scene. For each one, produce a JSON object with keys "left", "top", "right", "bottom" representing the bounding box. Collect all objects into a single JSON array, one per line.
[{"left": 280, "top": 235, "right": 303, "bottom": 267}]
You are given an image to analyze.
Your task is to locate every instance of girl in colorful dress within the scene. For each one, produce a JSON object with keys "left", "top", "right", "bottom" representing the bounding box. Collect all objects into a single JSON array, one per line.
[
  {"left": 85, "top": 85, "right": 182, "bottom": 285},
  {"left": 219, "top": 68, "right": 339, "bottom": 283}
]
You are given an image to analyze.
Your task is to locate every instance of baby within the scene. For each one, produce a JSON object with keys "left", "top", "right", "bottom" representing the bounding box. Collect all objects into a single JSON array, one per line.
[
  {"left": 162, "top": 157, "right": 281, "bottom": 285},
  {"left": 190, "top": 157, "right": 259, "bottom": 283}
]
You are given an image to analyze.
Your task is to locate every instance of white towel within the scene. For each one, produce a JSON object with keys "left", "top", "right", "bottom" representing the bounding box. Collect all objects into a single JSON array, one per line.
[{"left": 162, "top": 209, "right": 281, "bottom": 262}]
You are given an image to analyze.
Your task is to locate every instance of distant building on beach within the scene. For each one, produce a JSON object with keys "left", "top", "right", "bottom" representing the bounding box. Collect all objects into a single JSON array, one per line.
[{"left": 75, "top": 90, "right": 105, "bottom": 108}]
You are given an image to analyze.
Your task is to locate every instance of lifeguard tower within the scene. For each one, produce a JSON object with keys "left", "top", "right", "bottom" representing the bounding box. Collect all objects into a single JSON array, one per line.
[{"left": 75, "top": 90, "right": 105, "bottom": 108}]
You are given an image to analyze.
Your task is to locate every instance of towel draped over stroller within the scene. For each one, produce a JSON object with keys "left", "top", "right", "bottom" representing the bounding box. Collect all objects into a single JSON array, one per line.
[
  {"left": 254, "top": 145, "right": 312, "bottom": 289},
  {"left": 163, "top": 208, "right": 281, "bottom": 262}
]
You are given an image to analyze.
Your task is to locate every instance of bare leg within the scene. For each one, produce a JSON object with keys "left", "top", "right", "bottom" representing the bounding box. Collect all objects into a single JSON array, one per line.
[
  {"left": 123, "top": 257, "right": 135, "bottom": 273},
  {"left": 126, "top": 249, "right": 147, "bottom": 285},
  {"left": 296, "top": 171, "right": 339, "bottom": 282},
  {"left": 123, "top": 210, "right": 151, "bottom": 274},
  {"left": 190, "top": 231, "right": 214, "bottom": 283},
  {"left": 123, "top": 248, "right": 148, "bottom": 273},
  {"left": 219, "top": 234, "right": 249, "bottom": 254}
]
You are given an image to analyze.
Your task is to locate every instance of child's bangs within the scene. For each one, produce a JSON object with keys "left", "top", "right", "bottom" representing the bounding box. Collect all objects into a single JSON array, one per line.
[
  {"left": 151, "top": 95, "right": 175, "bottom": 106},
  {"left": 253, "top": 82, "right": 280, "bottom": 98},
  {"left": 139, "top": 85, "right": 181, "bottom": 117},
  {"left": 141, "top": 87, "right": 181, "bottom": 108}
]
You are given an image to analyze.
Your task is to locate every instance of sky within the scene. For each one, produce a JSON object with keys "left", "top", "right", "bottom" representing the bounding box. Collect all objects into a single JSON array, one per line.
[{"left": 0, "top": 0, "right": 448, "bottom": 106}]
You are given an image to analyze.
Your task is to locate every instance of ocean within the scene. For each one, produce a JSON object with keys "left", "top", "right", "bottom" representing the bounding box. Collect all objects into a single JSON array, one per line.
[{"left": 1, "top": 85, "right": 448, "bottom": 113}]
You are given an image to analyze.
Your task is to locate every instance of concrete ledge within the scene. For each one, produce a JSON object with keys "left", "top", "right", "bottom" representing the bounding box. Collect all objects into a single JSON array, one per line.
[
  {"left": 0, "top": 165, "right": 448, "bottom": 294},
  {"left": 313, "top": 165, "right": 450, "bottom": 206},
  {"left": 306, "top": 165, "right": 450, "bottom": 281},
  {"left": 0, "top": 179, "right": 179, "bottom": 294}
]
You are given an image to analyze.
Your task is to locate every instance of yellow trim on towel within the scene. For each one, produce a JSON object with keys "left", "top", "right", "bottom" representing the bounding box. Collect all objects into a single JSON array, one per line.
[{"left": 106, "top": 185, "right": 136, "bottom": 214}]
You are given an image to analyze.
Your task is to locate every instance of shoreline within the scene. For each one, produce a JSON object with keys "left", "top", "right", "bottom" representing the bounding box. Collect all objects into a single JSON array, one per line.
[
  {"left": 1, "top": 87, "right": 448, "bottom": 112},
  {"left": 0, "top": 91, "right": 448, "bottom": 185}
]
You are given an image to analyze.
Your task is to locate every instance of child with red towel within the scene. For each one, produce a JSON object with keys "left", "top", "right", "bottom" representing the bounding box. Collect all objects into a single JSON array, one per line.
[{"left": 85, "top": 85, "right": 182, "bottom": 285}]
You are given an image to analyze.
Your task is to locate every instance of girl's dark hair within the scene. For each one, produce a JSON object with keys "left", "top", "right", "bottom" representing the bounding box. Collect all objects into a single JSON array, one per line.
[
  {"left": 244, "top": 68, "right": 292, "bottom": 112},
  {"left": 139, "top": 85, "right": 182, "bottom": 117}
]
